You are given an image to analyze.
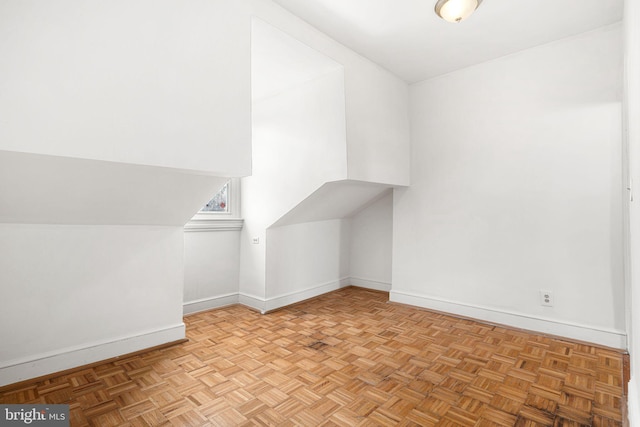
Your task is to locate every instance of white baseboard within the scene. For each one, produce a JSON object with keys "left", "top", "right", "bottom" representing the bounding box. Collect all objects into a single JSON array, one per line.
[
  {"left": 239, "top": 292, "right": 267, "bottom": 314},
  {"left": 264, "top": 277, "right": 350, "bottom": 312},
  {"left": 183, "top": 293, "right": 239, "bottom": 315},
  {"left": 390, "top": 290, "right": 627, "bottom": 349},
  {"left": 0, "top": 324, "right": 185, "bottom": 387},
  {"left": 629, "top": 376, "right": 640, "bottom": 427},
  {"left": 349, "top": 277, "right": 391, "bottom": 292},
  {"left": 199, "top": 278, "right": 386, "bottom": 315}
]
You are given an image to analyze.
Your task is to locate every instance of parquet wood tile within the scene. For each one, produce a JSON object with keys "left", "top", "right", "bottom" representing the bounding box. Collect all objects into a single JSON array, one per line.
[{"left": 0, "top": 287, "right": 627, "bottom": 426}]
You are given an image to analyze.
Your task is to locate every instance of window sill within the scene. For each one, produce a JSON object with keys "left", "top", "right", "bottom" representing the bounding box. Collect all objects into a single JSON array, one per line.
[{"left": 184, "top": 217, "right": 244, "bottom": 232}]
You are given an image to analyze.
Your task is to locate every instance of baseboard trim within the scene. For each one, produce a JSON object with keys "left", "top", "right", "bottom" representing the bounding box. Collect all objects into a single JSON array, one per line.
[
  {"left": 390, "top": 290, "right": 627, "bottom": 349},
  {"left": 0, "top": 339, "right": 187, "bottom": 393},
  {"left": 264, "top": 277, "right": 350, "bottom": 312},
  {"left": 349, "top": 277, "right": 391, "bottom": 292},
  {"left": 0, "top": 324, "right": 185, "bottom": 387},
  {"left": 238, "top": 292, "right": 267, "bottom": 314},
  {"left": 183, "top": 293, "right": 239, "bottom": 315},
  {"left": 237, "top": 278, "right": 351, "bottom": 314}
]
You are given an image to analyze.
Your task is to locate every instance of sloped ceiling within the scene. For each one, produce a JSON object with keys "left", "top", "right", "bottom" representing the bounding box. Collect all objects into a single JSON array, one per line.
[
  {"left": 271, "top": 0, "right": 624, "bottom": 83},
  {"left": 270, "top": 181, "right": 391, "bottom": 228},
  {"left": 0, "top": 150, "right": 228, "bottom": 225}
]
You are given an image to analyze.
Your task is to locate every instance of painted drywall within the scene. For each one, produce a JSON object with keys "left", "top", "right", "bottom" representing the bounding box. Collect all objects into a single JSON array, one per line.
[
  {"left": 393, "top": 25, "right": 625, "bottom": 348},
  {"left": 0, "top": 0, "right": 251, "bottom": 388},
  {"left": 349, "top": 190, "right": 393, "bottom": 291},
  {"left": 272, "top": 181, "right": 390, "bottom": 228},
  {"left": 247, "top": 70, "right": 348, "bottom": 226},
  {"left": 0, "top": 0, "right": 411, "bottom": 386},
  {"left": 249, "top": 0, "right": 410, "bottom": 187},
  {"left": 243, "top": 14, "right": 409, "bottom": 310},
  {"left": 240, "top": 66, "right": 347, "bottom": 302},
  {"left": 0, "top": 224, "right": 184, "bottom": 386},
  {"left": 0, "top": 0, "right": 255, "bottom": 387},
  {"left": 624, "top": 0, "right": 640, "bottom": 422},
  {"left": 0, "top": 150, "right": 229, "bottom": 226},
  {"left": 1, "top": 0, "right": 409, "bottom": 178},
  {"left": 183, "top": 229, "right": 241, "bottom": 315},
  {"left": 343, "top": 65, "right": 410, "bottom": 186},
  {"left": 0, "top": 0, "right": 251, "bottom": 176},
  {"left": 266, "top": 219, "right": 351, "bottom": 309},
  {"left": 252, "top": 17, "right": 342, "bottom": 102}
]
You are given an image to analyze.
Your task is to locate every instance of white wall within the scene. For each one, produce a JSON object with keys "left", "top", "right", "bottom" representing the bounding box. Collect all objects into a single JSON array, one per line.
[
  {"left": 0, "top": 0, "right": 410, "bottom": 179},
  {"left": 0, "top": 150, "right": 228, "bottom": 226},
  {"left": 0, "top": 224, "right": 185, "bottom": 386},
  {"left": 624, "top": 0, "right": 640, "bottom": 422},
  {"left": 249, "top": 0, "right": 410, "bottom": 188},
  {"left": 0, "top": 0, "right": 411, "bottom": 387},
  {"left": 0, "top": 0, "right": 251, "bottom": 176},
  {"left": 247, "top": 71, "right": 348, "bottom": 228},
  {"left": 240, "top": 68, "right": 347, "bottom": 304},
  {"left": 344, "top": 68, "right": 410, "bottom": 186},
  {"left": 0, "top": 0, "right": 253, "bottom": 388},
  {"left": 183, "top": 190, "right": 393, "bottom": 317},
  {"left": 242, "top": 14, "right": 409, "bottom": 311},
  {"left": 349, "top": 191, "right": 393, "bottom": 291},
  {"left": 393, "top": 25, "right": 626, "bottom": 348},
  {"left": 265, "top": 220, "right": 351, "bottom": 310},
  {"left": 183, "top": 230, "right": 241, "bottom": 314}
]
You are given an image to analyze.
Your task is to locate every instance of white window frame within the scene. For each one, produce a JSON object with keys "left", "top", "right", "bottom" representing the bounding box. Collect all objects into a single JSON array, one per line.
[{"left": 184, "top": 178, "right": 244, "bottom": 232}]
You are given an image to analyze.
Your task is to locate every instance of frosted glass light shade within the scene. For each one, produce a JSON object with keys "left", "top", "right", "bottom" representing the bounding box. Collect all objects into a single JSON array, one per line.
[{"left": 435, "top": 0, "right": 482, "bottom": 23}]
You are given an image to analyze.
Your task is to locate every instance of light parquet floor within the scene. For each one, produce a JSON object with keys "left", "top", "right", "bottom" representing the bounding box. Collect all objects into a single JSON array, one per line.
[{"left": 0, "top": 287, "right": 627, "bottom": 426}]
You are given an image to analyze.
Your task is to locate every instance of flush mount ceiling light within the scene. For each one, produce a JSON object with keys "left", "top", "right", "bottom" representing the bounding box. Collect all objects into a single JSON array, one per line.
[{"left": 435, "top": 0, "right": 483, "bottom": 23}]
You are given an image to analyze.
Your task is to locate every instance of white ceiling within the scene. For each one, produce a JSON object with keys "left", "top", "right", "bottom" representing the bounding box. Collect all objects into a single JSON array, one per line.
[
  {"left": 270, "top": 181, "right": 391, "bottom": 227},
  {"left": 0, "top": 150, "right": 228, "bottom": 225},
  {"left": 270, "top": 0, "right": 624, "bottom": 83}
]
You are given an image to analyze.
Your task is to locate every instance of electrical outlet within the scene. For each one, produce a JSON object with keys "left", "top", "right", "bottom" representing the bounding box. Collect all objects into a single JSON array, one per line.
[
  {"left": 252, "top": 237, "right": 259, "bottom": 244},
  {"left": 540, "top": 290, "right": 553, "bottom": 307}
]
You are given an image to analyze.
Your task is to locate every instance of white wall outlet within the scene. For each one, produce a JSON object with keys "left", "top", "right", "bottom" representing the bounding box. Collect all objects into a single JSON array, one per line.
[
  {"left": 540, "top": 290, "right": 554, "bottom": 307},
  {"left": 252, "top": 237, "right": 260, "bottom": 244}
]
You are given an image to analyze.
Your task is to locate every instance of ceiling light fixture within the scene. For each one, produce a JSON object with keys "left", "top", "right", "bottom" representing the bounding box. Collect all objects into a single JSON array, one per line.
[{"left": 434, "top": 0, "right": 483, "bottom": 23}]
